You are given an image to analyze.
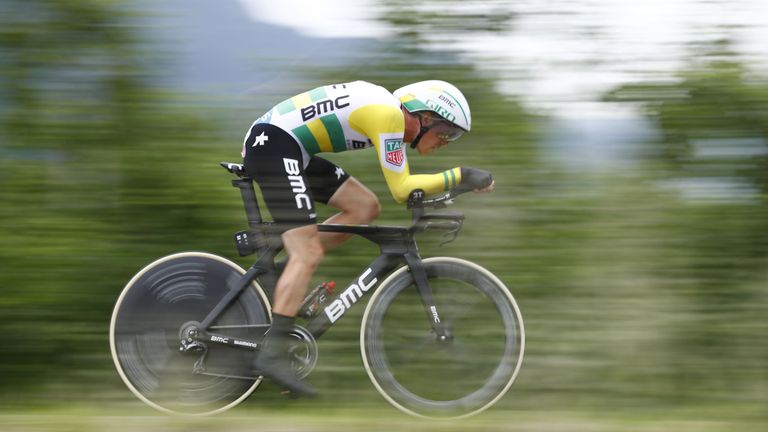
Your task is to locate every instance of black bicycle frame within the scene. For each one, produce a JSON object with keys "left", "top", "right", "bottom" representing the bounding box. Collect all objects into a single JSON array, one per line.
[
  {"left": 192, "top": 169, "right": 457, "bottom": 349},
  {"left": 309, "top": 223, "right": 442, "bottom": 338}
]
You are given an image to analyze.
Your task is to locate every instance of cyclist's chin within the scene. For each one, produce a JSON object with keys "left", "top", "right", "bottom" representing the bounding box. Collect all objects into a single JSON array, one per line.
[{"left": 417, "top": 146, "right": 434, "bottom": 156}]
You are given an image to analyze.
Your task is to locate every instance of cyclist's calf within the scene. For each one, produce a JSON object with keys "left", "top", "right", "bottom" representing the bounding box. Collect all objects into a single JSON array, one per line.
[{"left": 272, "top": 225, "right": 325, "bottom": 316}]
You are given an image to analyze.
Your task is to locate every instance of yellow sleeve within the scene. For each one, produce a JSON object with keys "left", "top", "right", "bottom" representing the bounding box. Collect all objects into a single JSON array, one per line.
[{"left": 349, "top": 104, "right": 462, "bottom": 203}]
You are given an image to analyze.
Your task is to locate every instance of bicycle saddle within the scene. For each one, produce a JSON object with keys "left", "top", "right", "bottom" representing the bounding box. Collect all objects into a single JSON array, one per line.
[{"left": 220, "top": 162, "right": 247, "bottom": 177}]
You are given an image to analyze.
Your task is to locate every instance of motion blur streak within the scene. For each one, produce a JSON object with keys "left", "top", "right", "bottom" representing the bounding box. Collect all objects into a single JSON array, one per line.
[{"left": 0, "top": 0, "right": 766, "bottom": 431}]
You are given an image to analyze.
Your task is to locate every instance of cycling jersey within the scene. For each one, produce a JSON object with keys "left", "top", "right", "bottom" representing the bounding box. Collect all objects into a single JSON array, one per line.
[{"left": 242, "top": 80, "right": 462, "bottom": 203}]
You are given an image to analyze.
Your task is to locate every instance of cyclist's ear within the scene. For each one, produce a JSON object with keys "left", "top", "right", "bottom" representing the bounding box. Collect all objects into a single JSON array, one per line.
[{"left": 420, "top": 112, "right": 438, "bottom": 125}]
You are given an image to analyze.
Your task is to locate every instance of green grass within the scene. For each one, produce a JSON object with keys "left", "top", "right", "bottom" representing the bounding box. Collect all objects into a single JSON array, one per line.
[{"left": 1, "top": 405, "right": 766, "bottom": 432}]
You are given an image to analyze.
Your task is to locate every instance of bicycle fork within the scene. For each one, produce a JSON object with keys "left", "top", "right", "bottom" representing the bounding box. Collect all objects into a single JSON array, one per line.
[{"left": 404, "top": 252, "right": 453, "bottom": 342}]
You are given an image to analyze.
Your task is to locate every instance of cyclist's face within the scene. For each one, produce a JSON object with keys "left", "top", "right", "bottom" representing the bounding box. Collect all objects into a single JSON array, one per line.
[
  {"left": 417, "top": 130, "right": 448, "bottom": 155},
  {"left": 416, "top": 114, "right": 464, "bottom": 155}
]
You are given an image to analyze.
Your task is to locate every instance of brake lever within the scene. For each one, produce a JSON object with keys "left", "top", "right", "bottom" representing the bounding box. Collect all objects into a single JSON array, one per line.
[
  {"left": 439, "top": 219, "right": 463, "bottom": 246},
  {"left": 418, "top": 217, "right": 463, "bottom": 246}
]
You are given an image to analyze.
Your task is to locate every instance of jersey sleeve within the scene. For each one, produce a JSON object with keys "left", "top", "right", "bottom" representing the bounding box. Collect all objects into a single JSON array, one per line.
[{"left": 349, "top": 104, "right": 462, "bottom": 203}]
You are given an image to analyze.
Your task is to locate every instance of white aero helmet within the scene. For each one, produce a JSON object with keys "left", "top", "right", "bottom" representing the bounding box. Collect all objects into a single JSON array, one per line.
[{"left": 393, "top": 80, "right": 472, "bottom": 132}]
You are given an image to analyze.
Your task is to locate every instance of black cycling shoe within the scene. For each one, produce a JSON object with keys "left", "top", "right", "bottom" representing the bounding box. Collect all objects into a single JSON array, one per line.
[{"left": 254, "top": 331, "right": 318, "bottom": 398}]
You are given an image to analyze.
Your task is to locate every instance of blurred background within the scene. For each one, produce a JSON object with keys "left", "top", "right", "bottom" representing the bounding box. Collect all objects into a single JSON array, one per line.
[{"left": 1, "top": 0, "right": 766, "bottom": 430}]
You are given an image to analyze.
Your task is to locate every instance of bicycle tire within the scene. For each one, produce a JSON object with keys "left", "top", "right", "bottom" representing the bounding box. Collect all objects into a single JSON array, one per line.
[
  {"left": 360, "top": 257, "right": 524, "bottom": 419},
  {"left": 110, "top": 252, "right": 271, "bottom": 415}
]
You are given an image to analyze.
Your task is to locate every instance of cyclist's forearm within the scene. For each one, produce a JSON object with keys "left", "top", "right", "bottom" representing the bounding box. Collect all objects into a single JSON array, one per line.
[{"left": 384, "top": 167, "right": 461, "bottom": 203}]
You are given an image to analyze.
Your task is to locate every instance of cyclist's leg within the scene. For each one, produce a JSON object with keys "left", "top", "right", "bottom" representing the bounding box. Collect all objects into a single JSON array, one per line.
[
  {"left": 305, "top": 156, "right": 381, "bottom": 251},
  {"left": 254, "top": 224, "right": 320, "bottom": 397},
  {"left": 271, "top": 224, "right": 323, "bottom": 316},
  {"left": 242, "top": 123, "right": 319, "bottom": 396},
  {"left": 321, "top": 178, "right": 381, "bottom": 250}
]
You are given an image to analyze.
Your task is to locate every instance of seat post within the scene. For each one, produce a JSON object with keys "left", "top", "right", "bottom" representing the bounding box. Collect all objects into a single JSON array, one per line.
[{"left": 232, "top": 178, "right": 263, "bottom": 229}]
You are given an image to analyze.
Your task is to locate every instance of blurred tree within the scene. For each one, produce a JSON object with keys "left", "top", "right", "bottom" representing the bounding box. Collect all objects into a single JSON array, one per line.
[
  {"left": 381, "top": 0, "right": 516, "bottom": 40},
  {"left": 606, "top": 40, "right": 768, "bottom": 196},
  {"left": 605, "top": 40, "right": 768, "bottom": 402},
  {"left": 0, "top": 0, "right": 233, "bottom": 400},
  {"left": 605, "top": 41, "right": 768, "bottom": 284}
]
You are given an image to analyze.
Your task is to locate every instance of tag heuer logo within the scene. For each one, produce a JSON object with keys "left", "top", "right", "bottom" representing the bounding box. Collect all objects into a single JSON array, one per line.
[{"left": 385, "top": 139, "right": 404, "bottom": 166}]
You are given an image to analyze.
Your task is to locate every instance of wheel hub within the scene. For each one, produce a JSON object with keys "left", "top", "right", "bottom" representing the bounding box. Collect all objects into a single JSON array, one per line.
[{"left": 178, "top": 321, "right": 206, "bottom": 353}]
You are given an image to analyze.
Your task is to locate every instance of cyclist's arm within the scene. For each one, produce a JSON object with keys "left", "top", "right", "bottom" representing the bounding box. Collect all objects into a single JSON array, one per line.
[{"left": 349, "top": 104, "right": 461, "bottom": 203}]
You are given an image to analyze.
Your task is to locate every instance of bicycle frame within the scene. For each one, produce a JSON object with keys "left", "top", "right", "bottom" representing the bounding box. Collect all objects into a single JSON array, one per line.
[{"left": 188, "top": 169, "right": 460, "bottom": 352}]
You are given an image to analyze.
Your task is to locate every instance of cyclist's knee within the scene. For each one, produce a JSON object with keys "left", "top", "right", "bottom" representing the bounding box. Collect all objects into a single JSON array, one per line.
[
  {"left": 349, "top": 185, "right": 380, "bottom": 222},
  {"left": 298, "top": 237, "right": 324, "bottom": 269},
  {"left": 360, "top": 194, "right": 381, "bottom": 222}
]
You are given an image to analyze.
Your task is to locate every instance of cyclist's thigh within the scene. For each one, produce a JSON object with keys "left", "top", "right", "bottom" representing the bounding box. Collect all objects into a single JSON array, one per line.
[
  {"left": 242, "top": 123, "right": 317, "bottom": 228},
  {"left": 304, "top": 156, "right": 351, "bottom": 204}
]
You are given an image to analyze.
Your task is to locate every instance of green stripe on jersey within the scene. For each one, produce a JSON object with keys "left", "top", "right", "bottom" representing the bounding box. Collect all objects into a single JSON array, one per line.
[
  {"left": 308, "top": 86, "right": 327, "bottom": 102},
  {"left": 292, "top": 125, "right": 321, "bottom": 155},
  {"left": 442, "top": 169, "right": 458, "bottom": 191},
  {"left": 319, "top": 114, "right": 346, "bottom": 153},
  {"left": 276, "top": 98, "right": 295, "bottom": 115}
]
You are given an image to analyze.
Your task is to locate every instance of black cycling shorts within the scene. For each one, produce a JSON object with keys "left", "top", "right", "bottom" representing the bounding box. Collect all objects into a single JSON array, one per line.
[{"left": 242, "top": 123, "right": 350, "bottom": 230}]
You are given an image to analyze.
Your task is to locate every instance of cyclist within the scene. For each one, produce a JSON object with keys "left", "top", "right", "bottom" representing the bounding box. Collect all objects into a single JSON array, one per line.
[{"left": 241, "top": 80, "right": 494, "bottom": 397}]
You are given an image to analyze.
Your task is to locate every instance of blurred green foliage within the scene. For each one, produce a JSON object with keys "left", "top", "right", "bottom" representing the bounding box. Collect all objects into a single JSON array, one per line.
[
  {"left": 606, "top": 40, "right": 768, "bottom": 194},
  {"left": 0, "top": 0, "right": 244, "bottom": 399},
  {"left": 0, "top": 0, "right": 766, "bottom": 428}
]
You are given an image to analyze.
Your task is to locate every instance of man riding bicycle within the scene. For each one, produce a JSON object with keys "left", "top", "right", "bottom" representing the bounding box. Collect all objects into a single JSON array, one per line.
[{"left": 241, "top": 80, "right": 495, "bottom": 397}]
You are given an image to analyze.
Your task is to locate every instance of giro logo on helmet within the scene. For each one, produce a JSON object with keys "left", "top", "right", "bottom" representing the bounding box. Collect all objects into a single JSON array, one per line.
[{"left": 426, "top": 99, "right": 457, "bottom": 124}]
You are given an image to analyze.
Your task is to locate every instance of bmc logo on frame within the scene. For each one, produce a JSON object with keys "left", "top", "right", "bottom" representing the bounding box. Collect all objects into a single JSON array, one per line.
[
  {"left": 324, "top": 268, "right": 378, "bottom": 323},
  {"left": 384, "top": 139, "right": 404, "bottom": 166}
]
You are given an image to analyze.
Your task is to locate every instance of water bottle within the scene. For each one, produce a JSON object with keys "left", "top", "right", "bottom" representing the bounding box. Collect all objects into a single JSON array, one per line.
[{"left": 299, "top": 281, "right": 336, "bottom": 319}]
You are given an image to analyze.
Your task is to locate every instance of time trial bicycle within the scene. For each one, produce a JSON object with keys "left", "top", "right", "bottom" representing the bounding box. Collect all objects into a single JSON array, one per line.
[{"left": 109, "top": 162, "right": 525, "bottom": 419}]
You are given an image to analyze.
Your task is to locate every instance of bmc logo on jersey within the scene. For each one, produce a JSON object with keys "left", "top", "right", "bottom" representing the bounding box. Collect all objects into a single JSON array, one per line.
[
  {"left": 385, "top": 139, "right": 404, "bottom": 166},
  {"left": 301, "top": 95, "right": 350, "bottom": 122}
]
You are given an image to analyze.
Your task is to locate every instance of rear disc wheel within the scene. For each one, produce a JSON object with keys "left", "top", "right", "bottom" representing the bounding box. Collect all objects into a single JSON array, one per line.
[{"left": 110, "top": 252, "right": 271, "bottom": 415}]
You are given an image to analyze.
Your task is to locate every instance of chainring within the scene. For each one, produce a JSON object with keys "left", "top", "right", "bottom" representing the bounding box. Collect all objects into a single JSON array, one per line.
[{"left": 288, "top": 325, "right": 318, "bottom": 379}]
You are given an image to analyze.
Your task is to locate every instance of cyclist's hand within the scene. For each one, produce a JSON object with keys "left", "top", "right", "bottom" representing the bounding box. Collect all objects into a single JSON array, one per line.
[
  {"left": 475, "top": 179, "right": 495, "bottom": 193},
  {"left": 458, "top": 167, "right": 494, "bottom": 193}
]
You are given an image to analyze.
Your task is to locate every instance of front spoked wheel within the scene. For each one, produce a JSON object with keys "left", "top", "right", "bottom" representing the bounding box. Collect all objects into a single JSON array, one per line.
[
  {"left": 110, "top": 252, "right": 271, "bottom": 415},
  {"left": 360, "top": 257, "right": 524, "bottom": 419}
]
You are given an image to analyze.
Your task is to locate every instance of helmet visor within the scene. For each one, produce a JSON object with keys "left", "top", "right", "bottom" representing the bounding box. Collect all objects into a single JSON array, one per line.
[{"left": 431, "top": 118, "right": 465, "bottom": 142}]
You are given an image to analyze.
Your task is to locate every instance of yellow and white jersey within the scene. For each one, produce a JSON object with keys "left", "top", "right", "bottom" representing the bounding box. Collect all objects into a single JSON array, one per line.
[{"left": 244, "top": 80, "right": 461, "bottom": 203}]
